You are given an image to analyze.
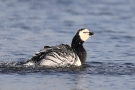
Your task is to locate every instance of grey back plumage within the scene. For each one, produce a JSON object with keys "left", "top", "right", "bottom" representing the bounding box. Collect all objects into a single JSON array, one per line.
[{"left": 25, "top": 44, "right": 81, "bottom": 67}]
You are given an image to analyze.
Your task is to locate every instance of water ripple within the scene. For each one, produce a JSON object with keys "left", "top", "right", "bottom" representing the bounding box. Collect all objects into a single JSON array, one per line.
[{"left": 0, "top": 62, "right": 135, "bottom": 75}]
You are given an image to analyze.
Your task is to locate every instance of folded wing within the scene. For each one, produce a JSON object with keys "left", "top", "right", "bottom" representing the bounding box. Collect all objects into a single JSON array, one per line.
[{"left": 25, "top": 44, "right": 81, "bottom": 67}]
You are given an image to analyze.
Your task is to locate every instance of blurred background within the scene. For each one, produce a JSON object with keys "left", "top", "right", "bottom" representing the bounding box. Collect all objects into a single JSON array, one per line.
[
  {"left": 0, "top": 0, "right": 135, "bottom": 90},
  {"left": 0, "top": 0, "right": 135, "bottom": 62}
]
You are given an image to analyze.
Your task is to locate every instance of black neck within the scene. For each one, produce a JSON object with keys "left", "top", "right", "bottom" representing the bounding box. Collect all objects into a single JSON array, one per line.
[{"left": 71, "top": 35, "right": 86, "bottom": 64}]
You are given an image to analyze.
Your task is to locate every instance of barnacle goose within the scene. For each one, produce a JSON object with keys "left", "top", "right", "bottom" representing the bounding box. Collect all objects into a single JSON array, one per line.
[{"left": 24, "top": 28, "right": 94, "bottom": 67}]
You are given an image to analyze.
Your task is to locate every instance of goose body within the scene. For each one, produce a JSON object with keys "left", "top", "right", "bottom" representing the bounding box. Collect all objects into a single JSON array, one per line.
[{"left": 24, "top": 28, "right": 94, "bottom": 67}]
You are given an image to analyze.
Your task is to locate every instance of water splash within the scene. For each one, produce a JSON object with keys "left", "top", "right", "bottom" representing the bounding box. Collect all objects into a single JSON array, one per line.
[{"left": 0, "top": 61, "right": 135, "bottom": 75}]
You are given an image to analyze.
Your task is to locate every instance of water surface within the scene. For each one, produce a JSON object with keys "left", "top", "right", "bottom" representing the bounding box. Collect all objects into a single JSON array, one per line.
[{"left": 0, "top": 0, "right": 135, "bottom": 90}]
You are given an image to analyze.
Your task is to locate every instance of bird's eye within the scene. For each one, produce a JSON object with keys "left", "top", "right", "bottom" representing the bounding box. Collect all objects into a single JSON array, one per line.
[{"left": 83, "top": 32, "right": 89, "bottom": 33}]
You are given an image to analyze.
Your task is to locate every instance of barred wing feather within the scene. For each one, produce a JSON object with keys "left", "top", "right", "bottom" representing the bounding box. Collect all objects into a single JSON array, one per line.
[{"left": 25, "top": 44, "right": 81, "bottom": 67}]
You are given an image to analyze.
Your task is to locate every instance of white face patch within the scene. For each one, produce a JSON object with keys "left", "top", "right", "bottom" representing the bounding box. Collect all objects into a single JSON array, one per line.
[{"left": 79, "top": 29, "right": 90, "bottom": 41}]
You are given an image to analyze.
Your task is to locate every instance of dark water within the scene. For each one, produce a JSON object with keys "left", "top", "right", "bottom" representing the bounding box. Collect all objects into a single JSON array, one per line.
[{"left": 0, "top": 0, "right": 135, "bottom": 90}]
